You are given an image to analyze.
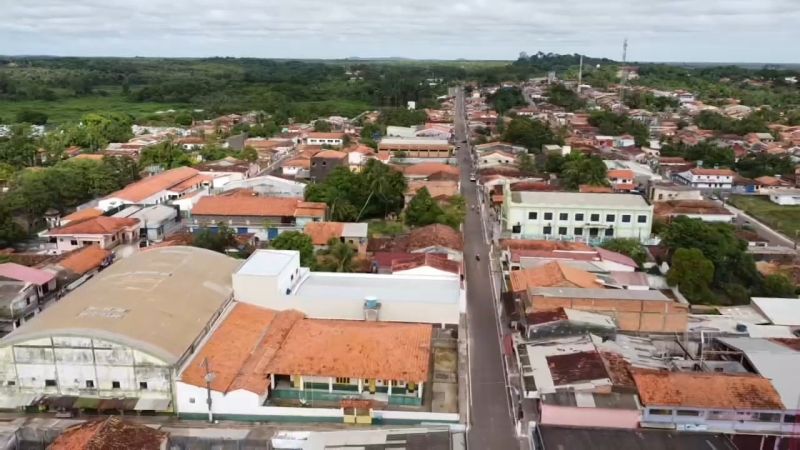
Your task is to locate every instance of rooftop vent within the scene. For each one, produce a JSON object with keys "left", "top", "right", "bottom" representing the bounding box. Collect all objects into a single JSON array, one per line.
[{"left": 363, "top": 296, "right": 381, "bottom": 322}]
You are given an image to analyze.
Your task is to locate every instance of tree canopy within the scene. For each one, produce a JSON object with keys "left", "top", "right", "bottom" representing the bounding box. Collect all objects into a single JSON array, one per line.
[
  {"left": 600, "top": 238, "right": 647, "bottom": 267},
  {"left": 588, "top": 111, "right": 649, "bottom": 146},
  {"left": 270, "top": 231, "right": 314, "bottom": 267},
  {"left": 667, "top": 248, "right": 715, "bottom": 304},
  {"left": 502, "top": 117, "right": 562, "bottom": 152},
  {"left": 559, "top": 153, "right": 609, "bottom": 190},
  {"left": 488, "top": 87, "right": 527, "bottom": 114}
]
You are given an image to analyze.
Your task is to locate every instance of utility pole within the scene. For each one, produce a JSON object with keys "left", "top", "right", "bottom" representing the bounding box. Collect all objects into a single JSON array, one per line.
[
  {"left": 577, "top": 54, "right": 584, "bottom": 94},
  {"left": 202, "top": 357, "right": 216, "bottom": 423}
]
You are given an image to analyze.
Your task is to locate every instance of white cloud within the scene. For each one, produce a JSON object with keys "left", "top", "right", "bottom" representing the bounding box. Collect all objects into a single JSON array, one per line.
[{"left": 0, "top": 0, "right": 797, "bottom": 62}]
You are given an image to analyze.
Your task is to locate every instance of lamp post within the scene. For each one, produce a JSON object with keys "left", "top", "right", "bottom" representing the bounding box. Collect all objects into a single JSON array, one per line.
[{"left": 202, "top": 358, "right": 216, "bottom": 423}]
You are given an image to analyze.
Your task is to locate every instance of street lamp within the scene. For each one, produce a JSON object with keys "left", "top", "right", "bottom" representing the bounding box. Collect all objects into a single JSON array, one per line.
[{"left": 202, "top": 358, "right": 216, "bottom": 423}]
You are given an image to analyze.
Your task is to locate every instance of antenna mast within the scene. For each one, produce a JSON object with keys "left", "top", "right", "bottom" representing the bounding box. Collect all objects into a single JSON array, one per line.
[
  {"left": 620, "top": 38, "right": 629, "bottom": 103},
  {"left": 577, "top": 54, "right": 583, "bottom": 93}
]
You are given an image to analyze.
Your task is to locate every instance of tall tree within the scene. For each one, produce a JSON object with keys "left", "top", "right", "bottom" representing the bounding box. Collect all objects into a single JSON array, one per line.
[
  {"left": 192, "top": 223, "right": 237, "bottom": 254},
  {"left": 667, "top": 248, "right": 715, "bottom": 304},
  {"left": 502, "top": 118, "right": 562, "bottom": 152},
  {"left": 561, "top": 153, "right": 608, "bottom": 189},
  {"left": 405, "top": 187, "right": 445, "bottom": 227},
  {"left": 517, "top": 152, "right": 537, "bottom": 176},
  {"left": 270, "top": 231, "right": 315, "bottom": 267},
  {"left": 316, "top": 238, "right": 355, "bottom": 272}
]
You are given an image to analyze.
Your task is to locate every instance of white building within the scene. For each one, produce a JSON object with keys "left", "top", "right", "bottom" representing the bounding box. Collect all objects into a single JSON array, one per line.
[
  {"left": 768, "top": 189, "right": 800, "bottom": 206},
  {"left": 112, "top": 204, "right": 180, "bottom": 244},
  {"left": 233, "top": 250, "right": 463, "bottom": 326},
  {"left": 648, "top": 182, "right": 703, "bottom": 203},
  {"left": 501, "top": 184, "right": 653, "bottom": 243},
  {"left": 477, "top": 150, "right": 516, "bottom": 169},
  {"left": 0, "top": 247, "right": 241, "bottom": 412},
  {"left": 305, "top": 132, "right": 345, "bottom": 147},
  {"left": 97, "top": 167, "right": 211, "bottom": 212},
  {"left": 673, "top": 168, "right": 735, "bottom": 190}
]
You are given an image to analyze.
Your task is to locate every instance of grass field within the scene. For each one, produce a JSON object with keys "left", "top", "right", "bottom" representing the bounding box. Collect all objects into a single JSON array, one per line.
[
  {"left": 0, "top": 95, "right": 184, "bottom": 125},
  {"left": 368, "top": 220, "right": 408, "bottom": 237},
  {"left": 729, "top": 194, "right": 800, "bottom": 241}
]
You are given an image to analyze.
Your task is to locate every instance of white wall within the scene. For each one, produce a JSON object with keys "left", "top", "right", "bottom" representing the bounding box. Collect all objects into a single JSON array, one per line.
[
  {"left": 770, "top": 194, "right": 800, "bottom": 206},
  {"left": 505, "top": 204, "right": 653, "bottom": 242}
]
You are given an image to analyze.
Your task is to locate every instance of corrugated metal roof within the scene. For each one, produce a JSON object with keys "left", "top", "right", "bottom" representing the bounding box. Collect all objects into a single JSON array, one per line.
[{"left": 528, "top": 287, "right": 670, "bottom": 301}]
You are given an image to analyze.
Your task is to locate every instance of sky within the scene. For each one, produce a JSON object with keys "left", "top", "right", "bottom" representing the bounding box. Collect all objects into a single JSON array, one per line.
[{"left": 1, "top": 0, "right": 798, "bottom": 63}]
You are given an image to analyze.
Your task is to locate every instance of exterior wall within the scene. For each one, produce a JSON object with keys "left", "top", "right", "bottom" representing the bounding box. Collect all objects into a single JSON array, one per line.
[
  {"left": 234, "top": 279, "right": 460, "bottom": 325},
  {"left": 770, "top": 193, "right": 800, "bottom": 206},
  {"left": 662, "top": 213, "right": 734, "bottom": 223},
  {"left": 306, "top": 138, "right": 343, "bottom": 147},
  {"left": 477, "top": 154, "right": 515, "bottom": 169},
  {"left": 0, "top": 337, "right": 172, "bottom": 402},
  {"left": 0, "top": 284, "right": 40, "bottom": 333},
  {"left": 190, "top": 214, "right": 320, "bottom": 241},
  {"left": 649, "top": 186, "right": 703, "bottom": 202},
  {"left": 540, "top": 404, "right": 640, "bottom": 429},
  {"left": 529, "top": 297, "right": 688, "bottom": 333},
  {"left": 504, "top": 202, "right": 653, "bottom": 243},
  {"left": 388, "top": 148, "right": 451, "bottom": 159},
  {"left": 50, "top": 228, "right": 138, "bottom": 255},
  {"left": 641, "top": 406, "right": 796, "bottom": 434},
  {"left": 673, "top": 173, "right": 733, "bottom": 190},
  {"left": 310, "top": 158, "right": 346, "bottom": 182}
]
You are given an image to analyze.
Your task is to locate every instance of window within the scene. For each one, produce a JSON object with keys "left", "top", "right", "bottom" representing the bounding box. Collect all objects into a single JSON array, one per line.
[
  {"left": 139, "top": 382, "right": 148, "bottom": 390},
  {"left": 559, "top": 213, "right": 568, "bottom": 221},
  {"left": 528, "top": 212, "right": 537, "bottom": 220},
  {"left": 756, "top": 413, "right": 781, "bottom": 422},
  {"left": 558, "top": 227, "right": 567, "bottom": 236},
  {"left": 676, "top": 410, "right": 701, "bottom": 416},
  {"left": 111, "top": 381, "right": 121, "bottom": 389},
  {"left": 621, "top": 215, "right": 631, "bottom": 223},
  {"left": 85, "top": 380, "right": 94, "bottom": 388},
  {"left": 512, "top": 224, "right": 521, "bottom": 233},
  {"left": 543, "top": 226, "right": 552, "bottom": 235},
  {"left": 575, "top": 213, "right": 584, "bottom": 221},
  {"left": 45, "top": 379, "right": 57, "bottom": 387},
  {"left": 604, "top": 228, "right": 614, "bottom": 237},
  {"left": 70, "top": 240, "right": 78, "bottom": 246},
  {"left": 784, "top": 414, "right": 798, "bottom": 424},
  {"left": 649, "top": 409, "right": 672, "bottom": 416},
  {"left": 637, "top": 215, "right": 647, "bottom": 223},
  {"left": 6, "top": 381, "right": 15, "bottom": 387},
  {"left": 606, "top": 214, "right": 615, "bottom": 222},
  {"left": 590, "top": 214, "right": 600, "bottom": 222},
  {"left": 589, "top": 228, "right": 599, "bottom": 237},
  {"left": 189, "top": 397, "right": 196, "bottom": 404},
  {"left": 574, "top": 227, "right": 583, "bottom": 236},
  {"left": 543, "top": 212, "right": 553, "bottom": 220},
  {"left": 335, "top": 377, "right": 350, "bottom": 384}
]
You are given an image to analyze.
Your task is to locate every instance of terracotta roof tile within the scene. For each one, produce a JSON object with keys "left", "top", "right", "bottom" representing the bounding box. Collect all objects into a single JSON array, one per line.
[
  {"left": 500, "top": 239, "right": 592, "bottom": 252},
  {"left": 312, "top": 150, "right": 348, "bottom": 160},
  {"left": 407, "top": 224, "right": 463, "bottom": 251},
  {"left": 510, "top": 261, "right": 601, "bottom": 293},
  {"left": 402, "top": 163, "right": 460, "bottom": 177},
  {"left": 105, "top": 167, "right": 199, "bottom": 202},
  {"left": 632, "top": 369, "right": 784, "bottom": 410},
  {"left": 46, "top": 216, "right": 139, "bottom": 236},
  {"left": 607, "top": 169, "right": 634, "bottom": 179},
  {"left": 690, "top": 168, "right": 736, "bottom": 176},
  {"left": 547, "top": 351, "right": 610, "bottom": 385},
  {"left": 304, "top": 222, "right": 345, "bottom": 245},
  {"left": 62, "top": 208, "right": 103, "bottom": 224},
  {"left": 579, "top": 185, "right": 614, "bottom": 193},
  {"left": 390, "top": 253, "right": 461, "bottom": 275},
  {"left": 307, "top": 132, "right": 345, "bottom": 140},
  {"left": 58, "top": 246, "right": 112, "bottom": 275},
  {"left": 405, "top": 180, "right": 459, "bottom": 199},
  {"left": 192, "top": 196, "right": 326, "bottom": 218}
]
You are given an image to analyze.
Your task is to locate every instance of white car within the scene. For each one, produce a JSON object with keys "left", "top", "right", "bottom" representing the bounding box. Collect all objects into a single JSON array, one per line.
[{"left": 469, "top": 175, "right": 477, "bottom": 182}]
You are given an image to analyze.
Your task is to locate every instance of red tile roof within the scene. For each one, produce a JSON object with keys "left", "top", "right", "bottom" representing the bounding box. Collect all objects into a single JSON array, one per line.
[
  {"left": 402, "top": 163, "right": 460, "bottom": 177},
  {"left": 632, "top": 369, "right": 784, "bottom": 410},
  {"left": 579, "top": 185, "right": 614, "bottom": 193},
  {"left": 390, "top": 253, "right": 461, "bottom": 275},
  {"left": 106, "top": 167, "right": 199, "bottom": 202},
  {"left": 510, "top": 261, "right": 601, "bottom": 293},
  {"left": 547, "top": 351, "right": 610, "bottom": 385},
  {"left": 500, "top": 239, "right": 592, "bottom": 252},
  {"left": 307, "top": 132, "right": 345, "bottom": 140},
  {"left": 407, "top": 224, "right": 463, "bottom": 251},
  {"left": 192, "top": 196, "right": 327, "bottom": 218},
  {"left": 58, "top": 246, "right": 111, "bottom": 275},
  {"left": 46, "top": 216, "right": 139, "bottom": 236},
  {"left": 62, "top": 208, "right": 103, "bottom": 224},
  {"left": 304, "top": 222, "right": 345, "bottom": 245},
  {"left": 690, "top": 168, "right": 736, "bottom": 176},
  {"left": 312, "top": 150, "right": 348, "bottom": 160},
  {"left": 607, "top": 169, "right": 634, "bottom": 179}
]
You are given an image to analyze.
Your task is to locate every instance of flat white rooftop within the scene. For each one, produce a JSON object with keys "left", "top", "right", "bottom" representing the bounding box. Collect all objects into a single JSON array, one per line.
[
  {"left": 510, "top": 191, "right": 652, "bottom": 209},
  {"left": 751, "top": 297, "right": 800, "bottom": 326},
  {"left": 295, "top": 272, "right": 461, "bottom": 305},
  {"left": 237, "top": 250, "right": 298, "bottom": 276}
]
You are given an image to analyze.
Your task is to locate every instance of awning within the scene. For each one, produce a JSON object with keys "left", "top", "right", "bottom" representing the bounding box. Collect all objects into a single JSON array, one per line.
[{"left": 134, "top": 397, "right": 172, "bottom": 411}]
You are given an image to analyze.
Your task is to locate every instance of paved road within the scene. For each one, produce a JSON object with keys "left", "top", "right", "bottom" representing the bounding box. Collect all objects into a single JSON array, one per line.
[
  {"left": 456, "top": 88, "right": 519, "bottom": 450},
  {"left": 723, "top": 202, "right": 797, "bottom": 248}
]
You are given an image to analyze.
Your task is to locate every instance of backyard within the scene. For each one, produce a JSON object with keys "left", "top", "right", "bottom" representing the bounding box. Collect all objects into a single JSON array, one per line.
[{"left": 729, "top": 195, "right": 800, "bottom": 242}]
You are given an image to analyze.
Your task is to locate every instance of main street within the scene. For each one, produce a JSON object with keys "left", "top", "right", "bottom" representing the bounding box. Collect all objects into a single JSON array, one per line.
[{"left": 456, "top": 87, "right": 520, "bottom": 449}]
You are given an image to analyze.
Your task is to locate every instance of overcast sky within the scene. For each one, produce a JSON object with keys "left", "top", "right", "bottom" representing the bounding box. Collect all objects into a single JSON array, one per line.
[{"left": 1, "top": 0, "right": 797, "bottom": 63}]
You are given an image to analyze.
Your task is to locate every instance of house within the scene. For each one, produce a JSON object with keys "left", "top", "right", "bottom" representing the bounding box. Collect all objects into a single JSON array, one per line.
[
  {"left": 50, "top": 417, "right": 168, "bottom": 450},
  {"left": 177, "top": 136, "right": 205, "bottom": 151},
  {"left": 111, "top": 204, "right": 180, "bottom": 244},
  {"left": 504, "top": 244, "right": 638, "bottom": 273},
  {"left": 50, "top": 245, "right": 113, "bottom": 291},
  {"left": 633, "top": 369, "right": 789, "bottom": 434},
  {"left": 509, "top": 261, "right": 602, "bottom": 294},
  {"left": 176, "top": 303, "right": 438, "bottom": 421},
  {"left": 282, "top": 157, "right": 311, "bottom": 178},
  {"left": 0, "top": 264, "right": 57, "bottom": 334},
  {"left": 310, "top": 150, "right": 348, "bottom": 182},
  {"left": 232, "top": 250, "right": 463, "bottom": 325},
  {"left": 502, "top": 185, "right": 654, "bottom": 243},
  {"left": 305, "top": 132, "right": 345, "bottom": 147},
  {"left": 654, "top": 200, "right": 735, "bottom": 223},
  {"left": 346, "top": 145, "right": 376, "bottom": 172},
  {"left": 648, "top": 182, "right": 703, "bottom": 202},
  {"left": 606, "top": 169, "right": 635, "bottom": 192},
  {"left": 768, "top": 188, "right": 800, "bottom": 206},
  {"left": 755, "top": 176, "right": 792, "bottom": 192},
  {"left": 477, "top": 150, "right": 516, "bottom": 169},
  {"left": 190, "top": 195, "right": 327, "bottom": 241},
  {"left": 673, "top": 168, "right": 735, "bottom": 190},
  {"left": 0, "top": 247, "right": 241, "bottom": 413},
  {"left": 400, "top": 163, "right": 460, "bottom": 181},
  {"left": 404, "top": 180, "right": 459, "bottom": 205},
  {"left": 97, "top": 167, "right": 211, "bottom": 212},
  {"left": 378, "top": 138, "right": 452, "bottom": 160},
  {"left": 474, "top": 142, "right": 527, "bottom": 155},
  {"left": 43, "top": 216, "right": 140, "bottom": 255},
  {"left": 195, "top": 157, "right": 260, "bottom": 187},
  {"left": 524, "top": 288, "right": 687, "bottom": 333},
  {"left": 304, "top": 222, "right": 369, "bottom": 255}
]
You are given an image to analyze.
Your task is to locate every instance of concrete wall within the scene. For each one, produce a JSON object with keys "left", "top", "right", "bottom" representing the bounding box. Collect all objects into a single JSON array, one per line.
[
  {"left": 641, "top": 406, "right": 795, "bottom": 434},
  {"left": 0, "top": 337, "right": 172, "bottom": 401},
  {"left": 529, "top": 297, "right": 688, "bottom": 333}
]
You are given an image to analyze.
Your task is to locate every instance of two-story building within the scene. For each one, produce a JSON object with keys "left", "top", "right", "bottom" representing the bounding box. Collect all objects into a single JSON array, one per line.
[
  {"left": 310, "top": 150, "right": 348, "bottom": 182},
  {"left": 97, "top": 167, "right": 211, "bottom": 212},
  {"left": 378, "top": 138, "right": 452, "bottom": 160},
  {"left": 648, "top": 182, "right": 703, "bottom": 203},
  {"left": 0, "top": 264, "right": 57, "bottom": 334},
  {"left": 672, "top": 168, "right": 735, "bottom": 190},
  {"left": 477, "top": 150, "right": 516, "bottom": 170},
  {"left": 606, "top": 169, "right": 635, "bottom": 192},
  {"left": 189, "top": 195, "right": 327, "bottom": 241},
  {"left": 304, "top": 222, "right": 369, "bottom": 255},
  {"left": 501, "top": 184, "right": 654, "bottom": 243}
]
